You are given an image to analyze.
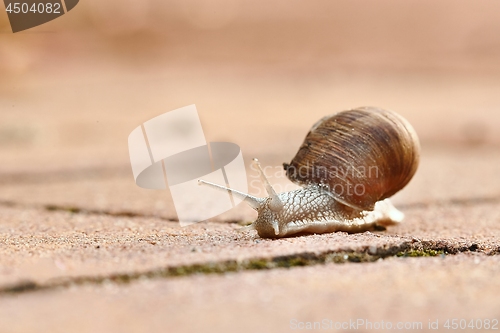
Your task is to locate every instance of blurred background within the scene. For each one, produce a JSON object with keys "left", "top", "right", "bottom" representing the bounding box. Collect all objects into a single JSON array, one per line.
[{"left": 1, "top": 0, "right": 500, "bottom": 219}]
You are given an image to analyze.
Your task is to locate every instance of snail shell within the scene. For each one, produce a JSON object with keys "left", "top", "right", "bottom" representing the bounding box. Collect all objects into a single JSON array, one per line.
[{"left": 283, "top": 107, "right": 420, "bottom": 211}]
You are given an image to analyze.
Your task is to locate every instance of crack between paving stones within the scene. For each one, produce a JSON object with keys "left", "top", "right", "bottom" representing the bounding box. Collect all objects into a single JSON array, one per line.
[
  {"left": 1, "top": 240, "right": 498, "bottom": 296},
  {"left": 0, "top": 200, "right": 178, "bottom": 222}
]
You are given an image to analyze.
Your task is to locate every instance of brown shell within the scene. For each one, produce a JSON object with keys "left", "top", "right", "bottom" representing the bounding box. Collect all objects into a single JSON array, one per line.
[{"left": 283, "top": 107, "right": 420, "bottom": 211}]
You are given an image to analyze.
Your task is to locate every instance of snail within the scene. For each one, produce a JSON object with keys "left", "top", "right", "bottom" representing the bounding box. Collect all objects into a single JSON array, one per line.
[{"left": 199, "top": 107, "right": 420, "bottom": 238}]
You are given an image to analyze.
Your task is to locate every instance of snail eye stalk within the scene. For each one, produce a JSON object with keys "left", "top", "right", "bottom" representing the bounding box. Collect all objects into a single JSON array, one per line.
[{"left": 252, "top": 158, "right": 284, "bottom": 212}]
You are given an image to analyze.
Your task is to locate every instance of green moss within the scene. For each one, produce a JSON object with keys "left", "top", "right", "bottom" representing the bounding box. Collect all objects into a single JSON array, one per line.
[
  {"left": 44, "top": 204, "right": 81, "bottom": 213},
  {"left": 110, "top": 274, "right": 132, "bottom": 284},
  {"left": 396, "top": 249, "right": 445, "bottom": 257},
  {"left": 247, "top": 259, "right": 269, "bottom": 270},
  {"left": 166, "top": 262, "right": 240, "bottom": 276},
  {"left": 274, "top": 256, "right": 312, "bottom": 268},
  {"left": 329, "top": 254, "right": 347, "bottom": 264},
  {"left": 0, "top": 242, "right": 460, "bottom": 296},
  {"left": 346, "top": 253, "right": 367, "bottom": 262}
]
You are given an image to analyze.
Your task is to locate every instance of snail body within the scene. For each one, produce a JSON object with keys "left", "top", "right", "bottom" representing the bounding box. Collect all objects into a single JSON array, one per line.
[
  {"left": 199, "top": 107, "right": 420, "bottom": 238},
  {"left": 248, "top": 184, "right": 404, "bottom": 238}
]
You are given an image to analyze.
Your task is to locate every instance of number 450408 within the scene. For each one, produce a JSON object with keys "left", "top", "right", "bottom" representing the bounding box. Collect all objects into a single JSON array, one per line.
[
  {"left": 443, "top": 319, "right": 498, "bottom": 330},
  {"left": 6, "top": 2, "right": 61, "bottom": 14}
]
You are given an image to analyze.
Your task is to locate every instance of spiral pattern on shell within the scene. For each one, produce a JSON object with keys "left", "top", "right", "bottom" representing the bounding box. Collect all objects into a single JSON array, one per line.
[{"left": 283, "top": 107, "right": 420, "bottom": 211}]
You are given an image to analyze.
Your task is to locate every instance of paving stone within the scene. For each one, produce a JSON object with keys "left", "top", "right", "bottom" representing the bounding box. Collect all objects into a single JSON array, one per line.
[
  {"left": 2, "top": 1, "right": 500, "bottom": 331},
  {"left": 0, "top": 254, "right": 499, "bottom": 333},
  {"left": 0, "top": 194, "right": 499, "bottom": 289}
]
